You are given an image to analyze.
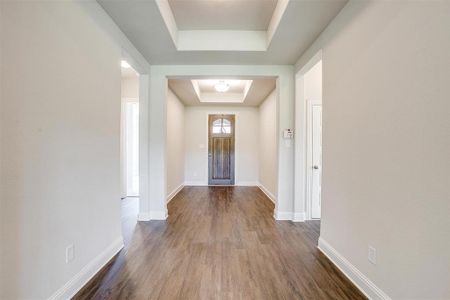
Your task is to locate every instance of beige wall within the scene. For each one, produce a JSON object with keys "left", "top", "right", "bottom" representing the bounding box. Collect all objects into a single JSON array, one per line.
[
  {"left": 121, "top": 77, "right": 139, "bottom": 99},
  {"left": 184, "top": 106, "right": 259, "bottom": 185},
  {"left": 259, "top": 90, "right": 278, "bottom": 201},
  {"left": 296, "top": 1, "right": 450, "bottom": 298},
  {"left": 304, "top": 60, "right": 322, "bottom": 103},
  {"left": 166, "top": 89, "right": 185, "bottom": 198},
  {"left": 0, "top": 1, "right": 123, "bottom": 298}
]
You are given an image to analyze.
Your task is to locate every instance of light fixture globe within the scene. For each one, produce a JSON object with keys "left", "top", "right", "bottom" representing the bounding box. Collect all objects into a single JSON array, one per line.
[{"left": 214, "top": 81, "right": 230, "bottom": 93}]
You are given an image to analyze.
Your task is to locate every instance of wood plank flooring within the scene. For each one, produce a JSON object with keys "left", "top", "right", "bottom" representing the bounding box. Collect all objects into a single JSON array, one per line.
[{"left": 74, "top": 186, "right": 366, "bottom": 300}]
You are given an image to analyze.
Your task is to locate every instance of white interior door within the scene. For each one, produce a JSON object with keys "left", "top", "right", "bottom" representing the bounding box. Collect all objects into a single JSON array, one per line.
[
  {"left": 125, "top": 101, "right": 139, "bottom": 196},
  {"left": 311, "top": 104, "right": 322, "bottom": 219}
]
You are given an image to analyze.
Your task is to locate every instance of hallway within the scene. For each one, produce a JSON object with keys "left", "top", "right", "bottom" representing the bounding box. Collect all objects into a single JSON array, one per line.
[{"left": 75, "top": 187, "right": 365, "bottom": 299}]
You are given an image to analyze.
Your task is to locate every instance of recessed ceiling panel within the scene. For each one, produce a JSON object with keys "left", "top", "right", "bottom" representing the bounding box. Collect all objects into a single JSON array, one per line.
[
  {"left": 196, "top": 79, "right": 247, "bottom": 93},
  {"left": 98, "top": 0, "right": 349, "bottom": 64},
  {"left": 191, "top": 79, "right": 253, "bottom": 103},
  {"left": 168, "top": 77, "right": 276, "bottom": 106},
  {"left": 168, "top": 0, "right": 278, "bottom": 30}
]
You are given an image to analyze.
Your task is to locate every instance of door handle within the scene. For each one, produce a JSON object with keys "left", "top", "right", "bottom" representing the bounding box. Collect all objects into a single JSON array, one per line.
[{"left": 313, "top": 165, "right": 319, "bottom": 170}]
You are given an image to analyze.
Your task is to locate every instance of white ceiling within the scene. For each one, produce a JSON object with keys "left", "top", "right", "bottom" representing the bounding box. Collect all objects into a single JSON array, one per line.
[
  {"left": 169, "top": 77, "right": 276, "bottom": 106},
  {"left": 168, "top": 0, "right": 278, "bottom": 30},
  {"left": 97, "top": 0, "right": 348, "bottom": 65}
]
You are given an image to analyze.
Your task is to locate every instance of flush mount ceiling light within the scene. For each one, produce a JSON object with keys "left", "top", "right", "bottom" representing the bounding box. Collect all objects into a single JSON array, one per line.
[
  {"left": 121, "top": 60, "right": 131, "bottom": 68},
  {"left": 191, "top": 79, "right": 253, "bottom": 103},
  {"left": 214, "top": 81, "right": 230, "bottom": 93}
]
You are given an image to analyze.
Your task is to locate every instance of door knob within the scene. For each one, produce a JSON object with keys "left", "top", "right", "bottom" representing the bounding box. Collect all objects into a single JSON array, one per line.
[{"left": 313, "top": 165, "right": 319, "bottom": 170}]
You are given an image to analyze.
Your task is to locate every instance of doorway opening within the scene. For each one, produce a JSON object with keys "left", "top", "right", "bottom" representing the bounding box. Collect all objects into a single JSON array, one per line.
[
  {"left": 295, "top": 51, "right": 322, "bottom": 226},
  {"left": 121, "top": 62, "right": 140, "bottom": 198},
  {"left": 208, "top": 114, "right": 235, "bottom": 185},
  {"left": 120, "top": 60, "right": 140, "bottom": 238}
]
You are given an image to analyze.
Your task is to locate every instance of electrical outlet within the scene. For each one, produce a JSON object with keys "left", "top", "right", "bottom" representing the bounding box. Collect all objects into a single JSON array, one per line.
[
  {"left": 66, "top": 245, "right": 74, "bottom": 263},
  {"left": 368, "top": 246, "right": 377, "bottom": 265}
]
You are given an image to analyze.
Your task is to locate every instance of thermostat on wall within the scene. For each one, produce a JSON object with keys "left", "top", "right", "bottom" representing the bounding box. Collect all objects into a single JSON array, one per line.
[{"left": 283, "top": 129, "right": 294, "bottom": 139}]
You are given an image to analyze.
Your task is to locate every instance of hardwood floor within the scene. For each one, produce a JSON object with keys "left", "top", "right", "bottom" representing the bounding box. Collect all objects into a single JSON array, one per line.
[{"left": 74, "top": 186, "right": 366, "bottom": 300}]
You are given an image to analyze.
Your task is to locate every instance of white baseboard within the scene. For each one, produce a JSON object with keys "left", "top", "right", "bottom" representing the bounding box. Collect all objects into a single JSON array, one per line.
[
  {"left": 258, "top": 184, "right": 276, "bottom": 204},
  {"left": 167, "top": 183, "right": 184, "bottom": 203},
  {"left": 293, "top": 212, "right": 306, "bottom": 222},
  {"left": 274, "top": 211, "right": 293, "bottom": 221},
  {"left": 137, "top": 212, "right": 151, "bottom": 221},
  {"left": 137, "top": 210, "right": 168, "bottom": 221},
  {"left": 318, "top": 237, "right": 391, "bottom": 300},
  {"left": 235, "top": 181, "right": 259, "bottom": 186},
  {"left": 184, "top": 181, "right": 207, "bottom": 186},
  {"left": 273, "top": 211, "right": 305, "bottom": 222},
  {"left": 149, "top": 210, "right": 168, "bottom": 220},
  {"left": 48, "top": 237, "right": 124, "bottom": 300},
  {"left": 185, "top": 181, "right": 263, "bottom": 188}
]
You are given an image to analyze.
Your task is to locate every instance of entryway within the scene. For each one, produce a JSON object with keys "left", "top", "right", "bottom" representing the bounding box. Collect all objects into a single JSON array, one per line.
[
  {"left": 208, "top": 114, "right": 235, "bottom": 185},
  {"left": 165, "top": 77, "right": 279, "bottom": 208}
]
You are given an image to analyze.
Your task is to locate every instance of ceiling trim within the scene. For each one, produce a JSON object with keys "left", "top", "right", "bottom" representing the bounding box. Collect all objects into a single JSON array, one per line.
[
  {"left": 178, "top": 30, "right": 266, "bottom": 51},
  {"left": 267, "top": 0, "right": 289, "bottom": 45},
  {"left": 155, "top": 0, "right": 178, "bottom": 47},
  {"left": 155, "top": 0, "right": 289, "bottom": 52}
]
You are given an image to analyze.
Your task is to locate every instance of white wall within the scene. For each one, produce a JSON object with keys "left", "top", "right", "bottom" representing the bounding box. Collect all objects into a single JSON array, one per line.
[
  {"left": 296, "top": 1, "right": 450, "bottom": 298},
  {"left": 259, "top": 90, "right": 278, "bottom": 201},
  {"left": 75, "top": 0, "right": 152, "bottom": 223},
  {"left": 166, "top": 89, "right": 185, "bottom": 198},
  {"left": 0, "top": 1, "right": 124, "bottom": 298},
  {"left": 184, "top": 106, "right": 259, "bottom": 186}
]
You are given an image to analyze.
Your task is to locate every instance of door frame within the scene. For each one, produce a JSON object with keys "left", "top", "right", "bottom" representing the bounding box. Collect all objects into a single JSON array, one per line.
[
  {"left": 207, "top": 114, "right": 236, "bottom": 185},
  {"left": 306, "top": 99, "right": 322, "bottom": 220},
  {"left": 295, "top": 49, "right": 322, "bottom": 221}
]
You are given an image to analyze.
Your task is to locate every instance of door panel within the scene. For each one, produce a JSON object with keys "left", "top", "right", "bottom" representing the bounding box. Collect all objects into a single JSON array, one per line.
[
  {"left": 311, "top": 105, "right": 322, "bottom": 219},
  {"left": 212, "top": 138, "right": 231, "bottom": 179},
  {"left": 208, "top": 115, "right": 235, "bottom": 185}
]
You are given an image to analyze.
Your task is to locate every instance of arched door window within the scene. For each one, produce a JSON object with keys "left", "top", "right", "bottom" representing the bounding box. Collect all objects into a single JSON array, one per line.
[{"left": 212, "top": 118, "right": 231, "bottom": 134}]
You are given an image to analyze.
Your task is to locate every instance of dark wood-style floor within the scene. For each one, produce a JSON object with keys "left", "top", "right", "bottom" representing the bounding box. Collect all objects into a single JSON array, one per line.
[{"left": 74, "top": 186, "right": 366, "bottom": 300}]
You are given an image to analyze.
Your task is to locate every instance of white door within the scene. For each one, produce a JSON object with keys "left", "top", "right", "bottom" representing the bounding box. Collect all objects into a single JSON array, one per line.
[
  {"left": 125, "top": 102, "right": 139, "bottom": 196},
  {"left": 311, "top": 105, "right": 322, "bottom": 219}
]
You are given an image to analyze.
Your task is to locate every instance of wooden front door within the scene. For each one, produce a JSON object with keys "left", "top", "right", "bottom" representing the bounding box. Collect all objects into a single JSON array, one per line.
[{"left": 208, "top": 114, "right": 235, "bottom": 185}]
